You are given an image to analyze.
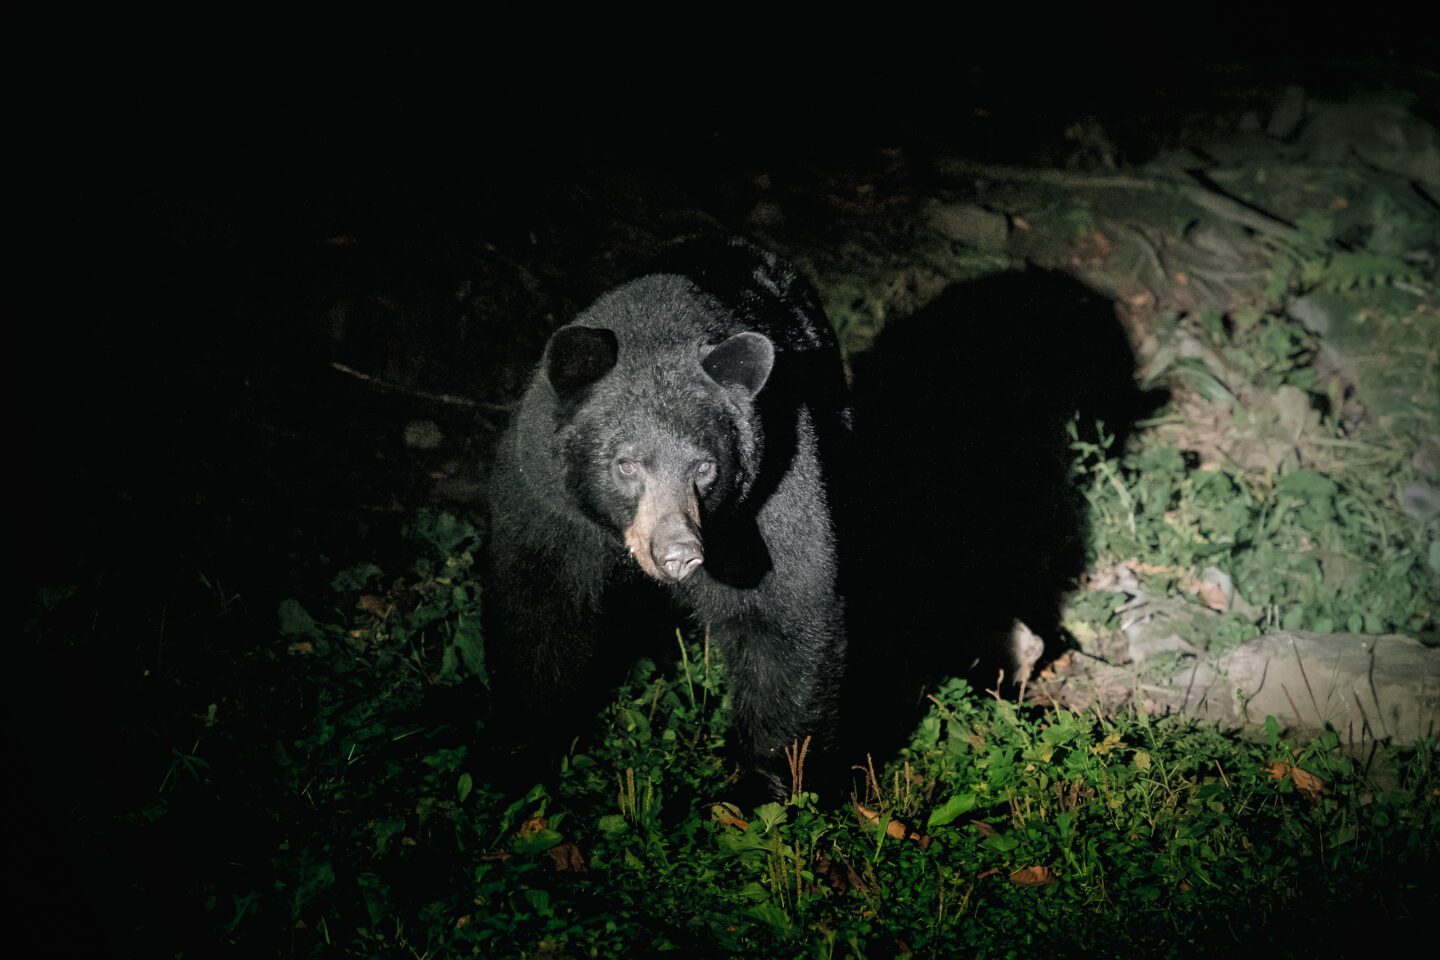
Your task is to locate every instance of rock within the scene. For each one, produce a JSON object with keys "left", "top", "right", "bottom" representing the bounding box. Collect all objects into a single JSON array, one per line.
[
  {"left": 1414, "top": 435, "right": 1440, "bottom": 479},
  {"left": 1128, "top": 632, "right": 1200, "bottom": 663},
  {"left": 924, "top": 201, "right": 1009, "bottom": 253},
  {"left": 1266, "top": 85, "right": 1307, "bottom": 140},
  {"left": 1031, "top": 630, "right": 1440, "bottom": 749},
  {"left": 1286, "top": 291, "right": 1344, "bottom": 337},
  {"left": 1299, "top": 98, "right": 1440, "bottom": 190},
  {"left": 1271, "top": 385, "right": 1320, "bottom": 438},
  {"left": 1204, "top": 631, "right": 1439, "bottom": 745},
  {"left": 1399, "top": 481, "right": 1440, "bottom": 521}
]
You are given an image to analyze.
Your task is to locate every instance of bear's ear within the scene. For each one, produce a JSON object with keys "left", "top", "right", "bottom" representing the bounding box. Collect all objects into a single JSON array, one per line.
[
  {"left": 546, "top": 326, "right": 619, "bottom": 394},
  {"left": 702, "top": 332, "right": 775, "bottom": 398}
]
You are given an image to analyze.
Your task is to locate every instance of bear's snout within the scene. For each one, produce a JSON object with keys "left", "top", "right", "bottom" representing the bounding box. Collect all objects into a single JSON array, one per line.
[
  {"left": 624, "top": 483, "right": 704, "bottom": 583},
  {"left": 659, "top": 537, "right": 704, "bottom": 582}
]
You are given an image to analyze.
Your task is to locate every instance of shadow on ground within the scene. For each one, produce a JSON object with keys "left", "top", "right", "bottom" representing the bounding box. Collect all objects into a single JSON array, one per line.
[{"left": 841, "top": 269, "right": 1160, "bottom": 773}]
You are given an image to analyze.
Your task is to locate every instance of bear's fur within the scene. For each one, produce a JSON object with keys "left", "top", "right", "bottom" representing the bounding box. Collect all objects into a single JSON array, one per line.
[{"left": 484, "top": 236, "right": 850, "bottom": 799}]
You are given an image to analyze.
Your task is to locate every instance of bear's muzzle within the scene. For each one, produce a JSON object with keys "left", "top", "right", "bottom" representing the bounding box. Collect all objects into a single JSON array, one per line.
[{"left": 625, "top": 483, "right": 703, "bottom": 583}]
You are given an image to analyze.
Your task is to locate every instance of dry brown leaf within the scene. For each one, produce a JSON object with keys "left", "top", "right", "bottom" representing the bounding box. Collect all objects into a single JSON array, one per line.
[
  {"left": 1036, "top": 651, "right": 1074, "bottom": 679},
  {"left": 815, "top": 854, "right": 870, "bottom": 895},
  {"left": 854, "top": 804, "right": 931, "bottom": 848},
  {"left": 547, "top": 841, "right": 587, "bottom": 873},
  {"left": 710, "top": 802, "right": 748, "bottom": 830},
  {"left": 287, "top": 640, "right": 314, "bottom": 655},
  {"left": 1126, "top": 560, "right": 1180, "bottom": 576},
  {"left": 357, "top": 595, "right": 390, "bottom": 617},
  {"left": 1009, "top": 865, "right": 1057, "bottom": 886},
  {"left": 977, "top": 867, "right": 1002, "bottom": 880},
  {"left": 1117, "top": 559, "right": 1232, "bottom": 611},
  {"left": 1194, "top": 579, "right": 1229, "bottom": 612},
  {"left": 969, "top": 820, "right": 1001, "bottom": 837},
  {"left": 1266, "top": 762, "right": 1325, "bottom": 802},
  {"left": 518, "top": 817, "right": 547, "bottom": 838}
]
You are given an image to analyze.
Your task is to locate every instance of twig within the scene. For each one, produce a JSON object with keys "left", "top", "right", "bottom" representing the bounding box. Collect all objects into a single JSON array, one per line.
[{"left": 330, "top": 361, "right": 508, "bottom": 412}]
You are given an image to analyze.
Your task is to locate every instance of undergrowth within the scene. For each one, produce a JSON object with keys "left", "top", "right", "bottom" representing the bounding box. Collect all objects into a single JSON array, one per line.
[{"left": 67, "top": 509, "right": 1428, "bottom": 959}]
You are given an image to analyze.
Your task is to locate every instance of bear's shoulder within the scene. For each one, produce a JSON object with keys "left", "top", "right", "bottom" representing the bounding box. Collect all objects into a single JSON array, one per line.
[{"left": 640, "top": 236, "right": 836, "bottom": 356}]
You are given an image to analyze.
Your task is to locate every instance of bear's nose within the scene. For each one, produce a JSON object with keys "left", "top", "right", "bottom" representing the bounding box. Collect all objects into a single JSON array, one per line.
[{"left": 660, "top": 541, "right": 704, "bottom": 582}]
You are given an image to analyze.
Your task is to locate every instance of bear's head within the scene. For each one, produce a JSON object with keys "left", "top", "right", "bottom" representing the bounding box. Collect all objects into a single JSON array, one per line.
[{"left": 542, "top": 317, "right": 774, "bottom": 584}]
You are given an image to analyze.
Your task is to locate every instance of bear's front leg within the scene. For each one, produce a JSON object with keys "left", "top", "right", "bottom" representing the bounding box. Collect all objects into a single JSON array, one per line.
[
  {"left": 713, "top": 612, "right": 847, "bottom": 801},
  {"left": 483, "top": 510, "right": 613, "bottom": 758}
]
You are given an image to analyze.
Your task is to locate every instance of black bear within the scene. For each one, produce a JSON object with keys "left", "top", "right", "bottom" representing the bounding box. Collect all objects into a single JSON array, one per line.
[{"left": 484, "top": 236, "right": 851, "bottom": 800}]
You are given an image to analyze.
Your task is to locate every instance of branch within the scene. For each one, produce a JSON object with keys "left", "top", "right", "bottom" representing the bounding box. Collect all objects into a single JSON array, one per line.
[{"left": 329, "top": 362, "right": 509, "bottom": 412}]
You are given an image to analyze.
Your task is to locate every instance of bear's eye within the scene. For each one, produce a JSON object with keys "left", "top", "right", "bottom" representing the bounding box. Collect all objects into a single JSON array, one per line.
[{"left": 617, "top": 460, "right": 639, "bottom": 477}]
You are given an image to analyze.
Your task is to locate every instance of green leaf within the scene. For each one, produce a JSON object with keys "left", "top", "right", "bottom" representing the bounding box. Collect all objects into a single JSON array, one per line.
[
  {"left": 928, "top": 792, "right": 978, "bottom": 828},
  {"left": 277, "top": 598, "right": 322, "bottom": 639},
  {"left": 330, "top": 562, "right": 384, "bottom": 594},
  {"left": 524, "top": 888, "right": 553, "bottom": 917},
  {"left": 457, "top": 772, "right": 473, "bottom": 803},
  {"left": 511, "top": 828, "right": 563, "bottom": 855},
  {"left": 1277, "top": 470, "right": 1337, "bottom": 502},
  {"left": 745, "top": 902, "right": 792, "bottom": 934},
  {"left": 753, "top": 802, "right": 787, "bottom": 833}
]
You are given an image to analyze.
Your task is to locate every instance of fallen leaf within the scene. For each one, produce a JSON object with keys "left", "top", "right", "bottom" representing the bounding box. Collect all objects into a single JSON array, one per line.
[
  {"left": 547, "top": 841, "right": 587, "bottom": 873},
  {"left": 357, "top": 595, "right": 390, "bottom": 617},
  {"left": 710, "top": 802, "right": 748, "bottom": 830},
  {"left": 969, "top": 820, "right": 1001, "bottom": 837},
  {"left": 854, "top": 804, "right": 930, "bottom": 848},
  {"left": 977, "top": 867, "right": 1002, "bottom": 880},
  {"left": 1037, "top": 651, "right": 1074, "bottom": 678},
  {"left": 1266, "top": 763, "right": 1325, "bottom": 802},
  {"left": 815, "top": 854, "right": 870, "bottom": 895},
  {"left": 1194, "top": 579, "right": 1229, "bottom": 612},
  {"left": 518, "top": 817, "right": 547, "bottom": 837},
  {"left": 1009, "top": 865, "right": 1057, "bottom": 886}
]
